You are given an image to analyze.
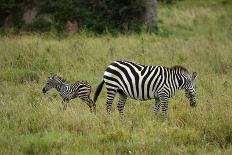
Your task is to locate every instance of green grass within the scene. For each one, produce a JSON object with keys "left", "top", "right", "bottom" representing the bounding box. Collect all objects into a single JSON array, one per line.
[{"left": 1, "top": 1, "right": 232, "bottom": 154}]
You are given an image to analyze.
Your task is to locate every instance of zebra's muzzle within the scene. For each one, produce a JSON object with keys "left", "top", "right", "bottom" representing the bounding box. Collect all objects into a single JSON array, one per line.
[{"left": 189, "top": 94, "right": 196, "bottom": 107}]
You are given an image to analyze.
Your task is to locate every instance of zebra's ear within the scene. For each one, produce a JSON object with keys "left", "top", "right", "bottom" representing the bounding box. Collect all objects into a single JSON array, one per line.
[
  {"left": 50, "top": 72, "right": 54, "bottom": 76},
  {"left": 49, "top": 72, "right": 55, "bottom": 79},
  {"left": 192, "top": 72, "right": 197, "bottom": 80}
]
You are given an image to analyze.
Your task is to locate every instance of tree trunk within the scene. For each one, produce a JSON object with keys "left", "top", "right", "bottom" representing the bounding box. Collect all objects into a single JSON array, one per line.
[{"left": 143, "top": 0, "right": 158, "bottom": 32}]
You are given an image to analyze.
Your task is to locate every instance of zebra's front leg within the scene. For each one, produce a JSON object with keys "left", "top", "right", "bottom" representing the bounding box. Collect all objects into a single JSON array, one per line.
[
  {"left": 117, "top": 93, "right": 127, "bottom": 121},
  {"left": 157, "top": 93, "right": 169, "bottom": 119},
  {"left": 161, "top": 101, "right": 169, "bottom": 119}
]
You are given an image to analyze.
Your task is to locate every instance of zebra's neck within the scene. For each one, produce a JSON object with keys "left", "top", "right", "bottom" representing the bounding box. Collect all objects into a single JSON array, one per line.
[
  {"left": 175, "top": 73, "right": 187, "bottom": 91},
  {"left": 171, "top": 69, "right": 183, "bottom": 91},
  {"left": 168, "top": 70, "right": 181, "bottom": 95},
  {"left": 54, "top": 80, "right": 66, "bottom": 92}
]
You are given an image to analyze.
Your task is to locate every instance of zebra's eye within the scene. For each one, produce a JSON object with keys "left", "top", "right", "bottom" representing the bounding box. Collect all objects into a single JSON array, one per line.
[{"left": 46, "top": 82, "right": 49, "bottom": 85}]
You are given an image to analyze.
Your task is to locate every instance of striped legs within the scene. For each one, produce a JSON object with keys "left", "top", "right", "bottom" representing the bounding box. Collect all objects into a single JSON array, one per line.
[
  {"left": 62, "top": 99, "right": 68, "bottom": 110},
  {"left": 106, "top": 89, "right": 116, "bottom": 114},
  {"left": 153, "top": 98, "right": 161, "bottom": 115},
  {"left": 161, "top": 100, "right": 169, "bottom": 119},
  {"left": 79, "top": 95, "right": 96, "bottom": 113},
  {"left": 106, "top": 87, "right": 126, "bottom": 120},
  {"left": 117, "top": 93, "right": 127, "bottom": 120},
  {"left": 84, "top": 98, "right": 95, "bottom": 113},
  {"left": 92, "top": 100, "right": 96, "bottom": 114},
  {"left": 154, "top": 93, "right": 169, "bottom": 119}
]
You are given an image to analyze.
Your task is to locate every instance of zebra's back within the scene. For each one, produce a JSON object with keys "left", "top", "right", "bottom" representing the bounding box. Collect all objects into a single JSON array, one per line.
[{"left": 73, "top": 80, "right": 91, "bottom": 95}]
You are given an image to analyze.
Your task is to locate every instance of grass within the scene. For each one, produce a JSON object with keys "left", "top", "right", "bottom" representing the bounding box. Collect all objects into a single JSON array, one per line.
[{"left": 1, "top": 0, "right": 232, "bottom": 154}]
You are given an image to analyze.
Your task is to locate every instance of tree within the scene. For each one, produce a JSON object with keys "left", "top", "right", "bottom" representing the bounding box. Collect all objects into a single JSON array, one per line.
[
  {"left": 0, "top": 0, "right": 159, "bottom": 33},
  {"left": 143, "top": 0, "right": 158, "bottom": 32}
]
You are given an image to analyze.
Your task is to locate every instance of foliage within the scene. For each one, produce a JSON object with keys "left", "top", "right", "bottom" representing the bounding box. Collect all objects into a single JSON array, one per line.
[{"left": 0, "top": 0, "right": 145, "bottom": 33}]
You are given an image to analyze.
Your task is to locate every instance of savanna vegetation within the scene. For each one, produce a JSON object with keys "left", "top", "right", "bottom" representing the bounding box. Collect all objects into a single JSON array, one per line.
[
  {"left": 0, "top": 0, "right": 232, "bottom": 154},
  {"left": 1, "top": 0, "right": 151, "bottom": 33}
]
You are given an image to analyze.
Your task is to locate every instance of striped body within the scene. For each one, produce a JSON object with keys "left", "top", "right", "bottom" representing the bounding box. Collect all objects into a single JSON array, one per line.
[
  {"left": 42, "top": 75, "right": 95, "bottom": 113},
  {"left": 94, "top": 60, "right": 197, "bottom": 119},
  {"left": 59, "top": 81, "right": 92, "bottom": 101},
  {"left": 104, "top": 61, "right": 179, "bottom": 100}
]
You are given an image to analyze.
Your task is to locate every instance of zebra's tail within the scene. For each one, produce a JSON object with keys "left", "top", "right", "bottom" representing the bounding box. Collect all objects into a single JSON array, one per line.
[{"left": 93, "top": 80, "right": 105, "bottom": 103}]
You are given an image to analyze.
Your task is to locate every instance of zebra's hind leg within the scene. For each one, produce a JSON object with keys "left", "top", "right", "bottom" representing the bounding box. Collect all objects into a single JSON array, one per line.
[
  {"left": 117, "top": 93, "right": 127, "bottom": 121},
  {"left": 91, "top": 99, "right": 96, "bottom": 114},
  {"left": 87, "top": 98, "right": 96, "bottom": 114},
  {"left": 79, "top": 95, "right": 95, "bottom": 113},
  {"left": 106, "top": 88, "right": 116, "bottom": 114},
  {"left": 153, "top": 98, "right": 161, "bottom": 116}
]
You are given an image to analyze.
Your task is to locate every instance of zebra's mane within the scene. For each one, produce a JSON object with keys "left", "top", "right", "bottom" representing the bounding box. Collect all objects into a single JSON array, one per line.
[
  {"left": 54, "top": 75, "right": 67, "bottom": 83},
  {"left": 171, "top": 65, "right": 189, "bottom": 73}
]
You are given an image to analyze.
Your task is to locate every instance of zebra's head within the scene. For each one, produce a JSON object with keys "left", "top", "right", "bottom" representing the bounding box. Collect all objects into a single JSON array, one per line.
[
  {"left": 184, "top": 72, "right": 197, "bottom": 107},
  {"left": 42, "top": 74, "right": 64, "bottom": 93}
]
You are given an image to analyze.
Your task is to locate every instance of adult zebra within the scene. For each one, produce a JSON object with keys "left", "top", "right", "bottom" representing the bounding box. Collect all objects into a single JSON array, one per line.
[{"left": 94, "top": 60, "right": 197, "bottom": 119}]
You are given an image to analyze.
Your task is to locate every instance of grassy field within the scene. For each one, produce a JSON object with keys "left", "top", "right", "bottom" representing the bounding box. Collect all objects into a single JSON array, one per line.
[{"left": 1, "top": 1, "right": 232, "bottom": 154}]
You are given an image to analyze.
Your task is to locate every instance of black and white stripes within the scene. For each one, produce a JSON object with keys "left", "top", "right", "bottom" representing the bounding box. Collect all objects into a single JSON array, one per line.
[
  {"left": 94, "top": 60, "right": 197, "bottom": 118},
  {"left": 42, "top": 74, "right": 95, "bottom": 113}
]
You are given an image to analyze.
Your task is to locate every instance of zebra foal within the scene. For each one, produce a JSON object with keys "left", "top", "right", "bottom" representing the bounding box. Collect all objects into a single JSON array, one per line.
[
  {"left": 42, "top": 74, "right": 95, "bottom": 113},
  {"left": 94, "top": 60, "right": 197, "bottom": 119}
]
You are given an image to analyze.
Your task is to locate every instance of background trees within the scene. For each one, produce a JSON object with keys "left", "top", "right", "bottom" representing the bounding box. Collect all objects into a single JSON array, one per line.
[{"left": 0, "top": 0, "right": 165, "bottom": 33}]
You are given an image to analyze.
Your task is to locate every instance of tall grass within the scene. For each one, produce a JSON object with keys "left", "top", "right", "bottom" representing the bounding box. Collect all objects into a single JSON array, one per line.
[{"left": 0, "top": 1, "right": 232, "bottom": 154}]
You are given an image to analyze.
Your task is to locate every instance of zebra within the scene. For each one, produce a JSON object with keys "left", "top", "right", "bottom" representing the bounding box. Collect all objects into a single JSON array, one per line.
[
  {"left": 94, "top": 60, "right": 197, "bottom": 119},
  {"left": 42, "top": 74, "right": 95, "bottom": 113}
]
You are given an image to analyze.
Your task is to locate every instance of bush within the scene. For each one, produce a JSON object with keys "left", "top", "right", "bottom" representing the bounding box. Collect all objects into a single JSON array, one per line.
[{"left": 0, "top": 0, "right": 145, "bottom": 33}]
